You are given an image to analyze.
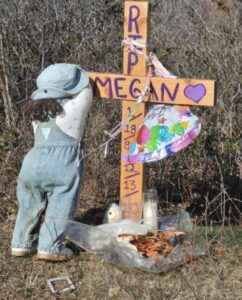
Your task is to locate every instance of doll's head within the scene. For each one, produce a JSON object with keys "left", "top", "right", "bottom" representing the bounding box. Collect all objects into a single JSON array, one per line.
[{"left": 24, "top": 63, "right": 89, "bottom": 122}]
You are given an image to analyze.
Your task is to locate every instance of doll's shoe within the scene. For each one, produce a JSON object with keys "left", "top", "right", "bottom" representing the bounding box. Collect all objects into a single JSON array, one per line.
[
  {"left": 11, "top": 247, "right": 36, "bottom": 257},
  {"left": 37, "top": 248, "right": 74, "bottom": 262}
]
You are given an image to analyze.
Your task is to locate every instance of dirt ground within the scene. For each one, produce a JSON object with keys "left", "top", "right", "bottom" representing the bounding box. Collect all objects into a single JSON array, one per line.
[{"left": 1, "top": 216, "right": 242, "bottom": 300}]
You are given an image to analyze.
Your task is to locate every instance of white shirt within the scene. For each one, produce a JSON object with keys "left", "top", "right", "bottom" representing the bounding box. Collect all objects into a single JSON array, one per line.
[{"left": 32, "top": 85, "right": 93, "bottom": 141}]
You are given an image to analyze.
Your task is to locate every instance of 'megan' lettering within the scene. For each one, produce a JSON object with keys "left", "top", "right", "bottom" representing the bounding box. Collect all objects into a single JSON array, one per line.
[
  {"left": 161, "top": 83, "right": 179, "bottom": 102},
  {"left": 94, "top": 77, "right": 113, "bottom": 98},
  {"left": 91, "top": 75, "right": 209, "bottom": 104}
]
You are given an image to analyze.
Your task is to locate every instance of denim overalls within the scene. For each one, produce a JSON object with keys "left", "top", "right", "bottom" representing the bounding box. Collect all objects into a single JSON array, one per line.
[{"left": 11, "top": 118, "right": 83, "bottom": 254}]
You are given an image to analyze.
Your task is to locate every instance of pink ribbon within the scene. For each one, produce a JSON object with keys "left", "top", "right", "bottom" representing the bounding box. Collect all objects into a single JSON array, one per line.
[
  {"left": 121, "top": 39, "right": 149, "bottom": 60},
  {"left": 149, "top": 52, "right": 177, "bottom": 79}
]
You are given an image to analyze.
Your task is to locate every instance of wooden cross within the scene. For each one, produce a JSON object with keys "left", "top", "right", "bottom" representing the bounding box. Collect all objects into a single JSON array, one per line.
[{"left": 88, "top": 1, "right": 216, "bottom": 220}]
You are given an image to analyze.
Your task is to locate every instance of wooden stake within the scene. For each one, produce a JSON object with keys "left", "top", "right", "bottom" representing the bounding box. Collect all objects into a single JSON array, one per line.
[{"left": 119, "top": 1, "right": 149, "bottom": 220}]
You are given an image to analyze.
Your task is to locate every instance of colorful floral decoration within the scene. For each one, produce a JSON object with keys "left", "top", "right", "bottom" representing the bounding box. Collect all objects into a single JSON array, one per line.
[{"left": 122, "top": 104, "right": 201, "bottom": 163}]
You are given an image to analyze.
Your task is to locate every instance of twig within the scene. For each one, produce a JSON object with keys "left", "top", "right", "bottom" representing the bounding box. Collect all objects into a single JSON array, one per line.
[{"left": 0, "top": 34, "right": 15, "bottom": 128}]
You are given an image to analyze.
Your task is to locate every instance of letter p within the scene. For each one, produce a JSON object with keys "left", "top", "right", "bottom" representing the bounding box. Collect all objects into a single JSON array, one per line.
[{"left": 127, "top": 52, "right": 138, "bottom": 75}]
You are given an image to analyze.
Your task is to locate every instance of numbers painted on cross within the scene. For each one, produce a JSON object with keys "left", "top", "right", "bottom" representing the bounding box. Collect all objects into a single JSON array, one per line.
[{"left": 123, "top": 179, "right": 136, "bottom": 190}]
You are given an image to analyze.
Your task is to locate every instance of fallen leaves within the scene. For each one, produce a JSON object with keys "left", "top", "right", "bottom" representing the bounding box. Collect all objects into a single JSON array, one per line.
[{"left": 118, "top": 230, "right": 186, "bottom": 259}]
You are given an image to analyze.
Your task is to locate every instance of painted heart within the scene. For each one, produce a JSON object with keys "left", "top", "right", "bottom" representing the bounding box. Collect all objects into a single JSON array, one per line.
[{"left": 184, "top": 84, "right": 206, "bottom": 103}]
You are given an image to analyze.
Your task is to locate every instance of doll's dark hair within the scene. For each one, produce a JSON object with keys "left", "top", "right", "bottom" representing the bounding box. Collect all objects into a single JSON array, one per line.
[{"left": 23, "top": 98, "right": 64, "bottom": 122}]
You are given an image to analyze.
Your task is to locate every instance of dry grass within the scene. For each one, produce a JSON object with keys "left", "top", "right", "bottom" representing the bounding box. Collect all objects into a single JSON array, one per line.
[{"left": 1, "top": 217, "right": 242, "bottom": 300}]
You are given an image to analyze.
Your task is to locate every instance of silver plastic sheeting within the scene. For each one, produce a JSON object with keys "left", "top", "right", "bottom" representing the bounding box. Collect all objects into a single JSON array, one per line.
[{"left": 56, "top": 210, "right": 205, "bottom": 273}]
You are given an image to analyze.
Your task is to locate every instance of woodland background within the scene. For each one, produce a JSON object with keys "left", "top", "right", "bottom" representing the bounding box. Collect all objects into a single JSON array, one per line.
[{"left": 0, "top": 0, "right": 242, "bottom": 299}]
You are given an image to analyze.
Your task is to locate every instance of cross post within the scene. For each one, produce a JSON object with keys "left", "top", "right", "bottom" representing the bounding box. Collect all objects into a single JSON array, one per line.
[{"left": 88, "top": 1, "right": 216, "bottom": 221}]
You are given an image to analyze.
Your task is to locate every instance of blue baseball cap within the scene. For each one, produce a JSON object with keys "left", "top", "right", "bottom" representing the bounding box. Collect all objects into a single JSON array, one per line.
[{"left": 31, "top": 63, "right": 89, "bottom": 100}]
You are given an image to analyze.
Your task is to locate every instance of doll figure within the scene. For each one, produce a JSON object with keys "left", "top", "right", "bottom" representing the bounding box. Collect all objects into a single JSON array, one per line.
[{"left": 11, "top": 63, "right": 93, "bottom": 261}]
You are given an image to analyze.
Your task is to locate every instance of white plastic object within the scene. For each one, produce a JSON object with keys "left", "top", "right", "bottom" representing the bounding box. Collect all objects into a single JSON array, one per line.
[
  {"left": 103, "top": 203, "right": 122, "bottom": 224},
  {"left": 47, "top": 276, "right": 75, "bottom": 294},
  {"left": 143, "top": 189, "right": 158, "bottom": 230},
  {"left": 54, "top": 212, "right": 204, "bottom": 273},
  {"left": 98, "top": 219, "right": 151, "bottom": 236}
]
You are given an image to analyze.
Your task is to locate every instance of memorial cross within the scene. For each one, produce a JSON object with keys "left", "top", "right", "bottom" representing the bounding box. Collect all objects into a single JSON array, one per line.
[{"left": 88, "top": 1, "right": 216, "bottom": 220}]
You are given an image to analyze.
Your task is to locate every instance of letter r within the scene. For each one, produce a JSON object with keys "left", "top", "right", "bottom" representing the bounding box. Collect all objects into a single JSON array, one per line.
[{"left": 128, "top": 5, "right": 140, "bottom": 33}]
